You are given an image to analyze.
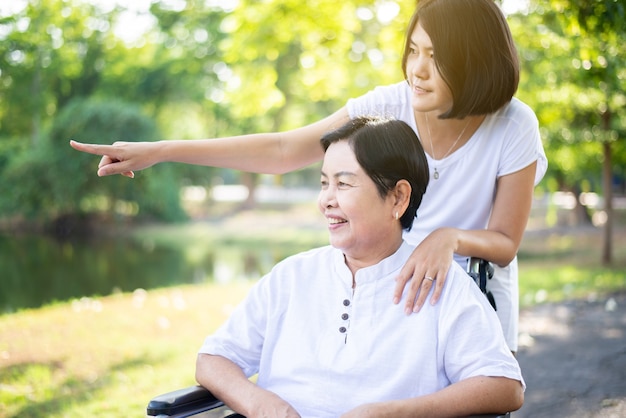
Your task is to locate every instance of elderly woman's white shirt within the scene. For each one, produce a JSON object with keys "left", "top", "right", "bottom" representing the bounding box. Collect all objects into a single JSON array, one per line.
[{"left": 199, "top": 242, "right": 523, "bottom": 418}]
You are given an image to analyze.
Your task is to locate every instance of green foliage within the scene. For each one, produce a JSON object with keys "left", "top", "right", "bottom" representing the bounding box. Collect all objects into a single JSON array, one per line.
[
  {"left": 0, "top": 98, "right": 186, "bottom": 224},
  {"left": 215, "top": 0, "right": 409, "bottom": 132},
  {"left": 510, "top": 0, "right": 626, "bottom": 193},
  {"left": 53, "top": 98, "right": 186, "bottom": 222},
  {"left": 0, "top": 0, "right": 116, "bottom": 140},
  {"left": 0, "top": 0, "right": 415, "bottom": 225},
  {"left": 2, "top": 0, "right": 625, "bottom": 225}
]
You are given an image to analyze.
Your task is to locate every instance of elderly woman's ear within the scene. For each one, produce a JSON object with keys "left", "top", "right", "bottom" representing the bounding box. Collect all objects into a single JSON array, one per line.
[{"left": 393, "top": 180, "right": 412, "bottom": 218}]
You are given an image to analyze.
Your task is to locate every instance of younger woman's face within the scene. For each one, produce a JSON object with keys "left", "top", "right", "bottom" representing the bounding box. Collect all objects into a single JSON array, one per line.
[
  {"left": 404, "top": 23, "right": 454, "bottom": 115},
  {"left": 318, "top": 141, "right": 400, "bottom": 265}
]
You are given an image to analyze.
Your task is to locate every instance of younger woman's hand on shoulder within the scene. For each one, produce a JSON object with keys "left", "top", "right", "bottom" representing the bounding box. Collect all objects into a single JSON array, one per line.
[{"left": 393, "top": 228, "right": 457, "bottom": 314}]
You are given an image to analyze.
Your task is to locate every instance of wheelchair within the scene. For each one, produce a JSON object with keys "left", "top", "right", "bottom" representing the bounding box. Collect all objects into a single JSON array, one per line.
[
  {"left": 147, "top": 258, "right": 510, "bottom": 418},
  {"left": 466, "top": 257, "right": 496, "bottom": 310}
]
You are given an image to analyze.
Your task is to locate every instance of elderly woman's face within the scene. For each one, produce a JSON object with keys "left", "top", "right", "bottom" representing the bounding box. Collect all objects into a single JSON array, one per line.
[{"left": 318, "top": 140, "right": 399, "bottom": 263}]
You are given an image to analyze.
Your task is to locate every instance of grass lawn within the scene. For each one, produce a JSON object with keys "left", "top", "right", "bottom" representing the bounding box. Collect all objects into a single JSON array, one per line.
[
  {"left": 1, "top": 203, "right": 625, "bottom": 417},
  {"left": 0, "top": 281, "right": 255, "bottom": 418},
  {"left": 518, "top": 226, "right": 626, "bottom": 306}
]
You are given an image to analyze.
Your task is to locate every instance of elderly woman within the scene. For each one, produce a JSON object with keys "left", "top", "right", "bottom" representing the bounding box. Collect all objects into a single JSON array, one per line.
[{"left": 195, "top": 117, "right": 524, "bottom": 418}]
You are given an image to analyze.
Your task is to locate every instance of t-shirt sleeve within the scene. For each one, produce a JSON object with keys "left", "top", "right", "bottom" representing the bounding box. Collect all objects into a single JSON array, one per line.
[
  {"left": 500, "top": 99, "right": 548, "bottom": 186},
  {"left": 346, "top": 82, "right": 416, "bottom": 130}
]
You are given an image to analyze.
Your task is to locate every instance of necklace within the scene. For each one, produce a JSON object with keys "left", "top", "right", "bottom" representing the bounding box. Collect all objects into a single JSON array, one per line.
[{"left": 424, "top": 114, "right": 471, "bottom": 180}]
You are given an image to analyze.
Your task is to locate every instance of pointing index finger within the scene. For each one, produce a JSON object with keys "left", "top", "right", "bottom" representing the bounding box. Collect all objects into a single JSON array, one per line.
[{"left": 69, "top": 140, "right": 114, "bottom": 156}]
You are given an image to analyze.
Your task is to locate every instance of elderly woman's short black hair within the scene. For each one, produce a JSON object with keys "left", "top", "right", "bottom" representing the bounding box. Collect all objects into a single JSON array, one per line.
[
  {"left": 402, "top": 0, "right": 519, "bottom": 119},
  {"left": 320, "top": 116, "right": 429, "bottom": 231}
]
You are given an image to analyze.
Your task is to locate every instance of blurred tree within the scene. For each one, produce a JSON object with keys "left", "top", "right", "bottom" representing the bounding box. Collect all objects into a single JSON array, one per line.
[
  {"left": 0, "top": 0, "right": 232, "bottom": 225},
  {"left": 510, "top": 0, "right": 626, "bottom": 264},
  {"left": 0, "top": 0, "right": 116, "bottom": 143},
  {"left": 95, "top": 1, "right": 235, "bottom": 188},
  {"left": 0, "top": 98, "right": 186, "bottom": 235},
  {"left": 12, "top": 0, "right": 603, "bottom": 229},
  {"left": 216, "top": 0, "right": 409, "bottom": 129},
  {"left": 206, "top": 0, "right": 411, "bottom": 205}
]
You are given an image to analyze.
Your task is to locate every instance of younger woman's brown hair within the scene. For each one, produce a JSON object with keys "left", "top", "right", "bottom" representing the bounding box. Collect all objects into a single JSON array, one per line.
[{"left": 401, "top": 0, "right": 520, "bottom": 119}]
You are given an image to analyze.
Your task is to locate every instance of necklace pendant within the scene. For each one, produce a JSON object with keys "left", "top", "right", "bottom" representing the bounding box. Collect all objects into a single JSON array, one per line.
[{"left": 433, "top": 168, "right": 439, "bottom": 180}]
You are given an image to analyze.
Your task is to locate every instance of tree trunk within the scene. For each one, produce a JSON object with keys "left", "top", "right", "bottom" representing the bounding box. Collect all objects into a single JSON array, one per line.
[
  {"left": 601, "top": 140, "right": 613, "bottom": 265},
  {"left": 240, "top": 172, "right": 258, "bottom": 210},
  {"left": 601, "top": 108, "right": 613, "bottom": 266},
  {"left": 31, "top": 47, "right": 42, "bottom": 144},
  {"left": 570, "top": 185, "right": 593, "bottom": 226}
]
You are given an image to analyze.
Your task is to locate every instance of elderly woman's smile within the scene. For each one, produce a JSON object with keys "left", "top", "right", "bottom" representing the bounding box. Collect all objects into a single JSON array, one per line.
[{"left": 327, "top": 217, "right": 347, "bottom": 225}]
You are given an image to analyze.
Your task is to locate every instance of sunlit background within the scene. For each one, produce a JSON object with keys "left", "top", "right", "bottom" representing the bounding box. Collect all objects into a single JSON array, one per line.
[{"left": 0, "top": 1, "right": 624, "bottom": 416}]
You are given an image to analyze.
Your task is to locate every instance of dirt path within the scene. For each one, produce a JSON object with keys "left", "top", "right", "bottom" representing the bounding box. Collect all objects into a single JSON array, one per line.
[{"left": 515, "top": 292, "right": 626, "bottom": 417}]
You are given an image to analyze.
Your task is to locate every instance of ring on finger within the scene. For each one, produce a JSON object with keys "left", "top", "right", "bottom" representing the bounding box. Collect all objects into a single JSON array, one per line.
[{"left": 424, "top": 276, "right": 434, "bottom": 282}]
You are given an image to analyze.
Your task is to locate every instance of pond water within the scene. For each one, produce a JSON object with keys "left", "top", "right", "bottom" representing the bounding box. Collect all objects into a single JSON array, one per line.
[{"left": 0, "top": 232, "right": 307, "bottom": 314}]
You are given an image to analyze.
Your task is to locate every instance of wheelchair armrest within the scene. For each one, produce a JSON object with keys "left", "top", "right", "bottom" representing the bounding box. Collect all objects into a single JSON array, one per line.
[
  {"left": 147, "top": 385, "right": 509, "bottom": 418},
  {"left": 146, "top": 385, "right": 242, "bottom": 418}
]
